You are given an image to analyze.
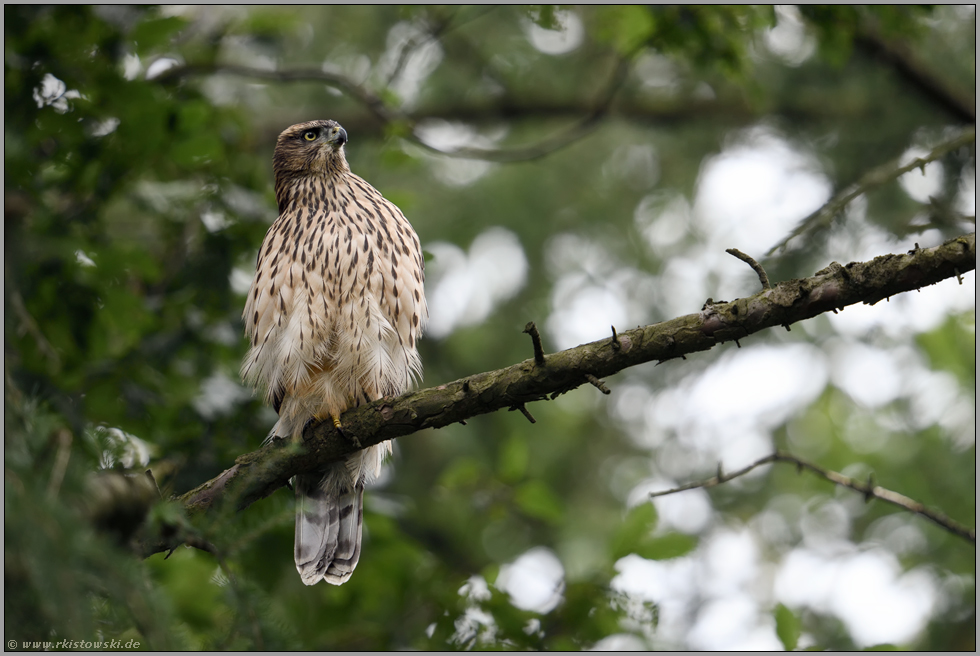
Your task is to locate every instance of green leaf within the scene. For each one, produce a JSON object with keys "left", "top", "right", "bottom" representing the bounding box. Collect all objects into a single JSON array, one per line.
[
  {"left": 514, "top": 480, "right": 564, "bottom": 523},
  {"left": 610, "top": 502, "right": 657, "bottom": 560},
  {"left": 498, "top": 434, "right": 528, "bottom": 483},
  {"left": 382, "top": 119, "right": 413, "bottom": 140},
  {"left": 631, "top": 532, "right": 697, "bottom": 561},
  {"left": 177, "top": 100, "right": 212, "bottom": 133},
  {"left": 171, "top": 134, "right": 224, "bottom": 167},
  {"left": 595, "top": 6, "right": 655, "bottom": 54},
  {"left": 131, "top": 15, "right": 188, "bottom": 55},
  {"left": 774, "top": 603, "right": 801, "bottom": 651},
  {"left": 610, "top": 504, "right": 697, "bottom": 561},
  {"left": 438, "top": 456, "right": 482, "bottom": 489},
  {"left": 527, "top": 5, "right": 561, "bottom": 31},
  {"left": 916, "top": 312, "right": 976, "bottom": 392}
]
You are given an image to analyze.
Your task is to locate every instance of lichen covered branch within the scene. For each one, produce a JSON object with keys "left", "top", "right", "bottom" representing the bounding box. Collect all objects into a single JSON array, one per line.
[{"left": 147, "top": 232, "right": 975, "bottom": 556}]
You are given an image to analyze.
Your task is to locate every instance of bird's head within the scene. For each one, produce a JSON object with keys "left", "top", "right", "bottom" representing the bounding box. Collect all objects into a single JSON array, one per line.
[{"left": 273, "top": 119, "right": 350, "bottom": 180}]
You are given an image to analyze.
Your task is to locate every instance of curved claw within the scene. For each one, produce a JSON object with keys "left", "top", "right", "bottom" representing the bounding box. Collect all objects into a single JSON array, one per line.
[{"left": 331, "top": 413, "right": 362, "bottom": 449}]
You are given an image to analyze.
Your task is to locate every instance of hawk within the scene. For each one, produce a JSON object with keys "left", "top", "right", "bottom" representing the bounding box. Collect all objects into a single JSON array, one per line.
[{"left": 242, "top": 119, "right": 427, "bottom": 585}]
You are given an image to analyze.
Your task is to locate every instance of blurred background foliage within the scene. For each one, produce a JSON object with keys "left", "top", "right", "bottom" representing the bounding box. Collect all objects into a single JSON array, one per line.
[{"left": 4, "top": 5, "right": 975, "bottom": 650}]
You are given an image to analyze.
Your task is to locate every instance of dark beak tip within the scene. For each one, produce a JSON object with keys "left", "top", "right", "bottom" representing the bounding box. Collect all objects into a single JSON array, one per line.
[{"left": 337, "top": 127, "right": 348, "bottom": 147}]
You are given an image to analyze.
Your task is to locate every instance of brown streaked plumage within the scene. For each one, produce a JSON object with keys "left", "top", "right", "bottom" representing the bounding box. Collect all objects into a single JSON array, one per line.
[{"left": 242, "top": 119, "right": 426, "bottom": 585}]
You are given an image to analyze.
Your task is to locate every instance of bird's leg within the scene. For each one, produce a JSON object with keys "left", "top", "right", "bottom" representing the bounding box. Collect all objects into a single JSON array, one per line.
[{"left": 330, "top": 412, "right": 362, "bottom": 450}]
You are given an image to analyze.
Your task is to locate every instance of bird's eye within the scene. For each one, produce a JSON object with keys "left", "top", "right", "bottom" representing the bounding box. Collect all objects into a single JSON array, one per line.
[{"left": 303, "top": 130, "right": 318, "bottom": 142}]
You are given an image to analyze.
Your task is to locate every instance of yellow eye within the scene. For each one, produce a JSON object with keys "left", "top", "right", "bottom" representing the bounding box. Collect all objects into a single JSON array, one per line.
[{"left": 303, "top": 130, "right": 317, "bottom": 141}]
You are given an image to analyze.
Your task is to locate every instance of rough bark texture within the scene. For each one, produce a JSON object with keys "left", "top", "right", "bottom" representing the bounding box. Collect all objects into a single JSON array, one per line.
[{"left": 150, "top": 232, "right": 975, "bottom": 555}]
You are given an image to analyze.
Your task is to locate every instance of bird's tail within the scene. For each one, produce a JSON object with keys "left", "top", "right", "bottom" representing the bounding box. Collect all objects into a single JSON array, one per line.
[{"left": 294, "top": 468, "right": 364, "bottom": 586}]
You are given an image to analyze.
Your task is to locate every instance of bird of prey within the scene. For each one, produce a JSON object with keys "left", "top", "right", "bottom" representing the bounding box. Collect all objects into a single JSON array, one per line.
[{"left": 242, "top": 119, "right": 427, "bottom": 585}]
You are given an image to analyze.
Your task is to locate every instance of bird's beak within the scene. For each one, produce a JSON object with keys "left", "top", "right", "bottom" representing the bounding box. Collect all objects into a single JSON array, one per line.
[{"left": 331, "top": 127, "right": 348, "bottom": 148}]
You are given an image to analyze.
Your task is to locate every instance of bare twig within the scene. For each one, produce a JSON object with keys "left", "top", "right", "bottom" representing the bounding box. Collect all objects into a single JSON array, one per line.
[
  {"left": 610, "top": 325, "right": 622, "bottom": 351},
  {"left": 648, "top": 451, "right": 976, "bottom": 543},
  {"left": 726, "top": 248, "right": 771, "bottom": 290},
  {"left": 768, "top": 126, "right": 976, "bottom": 254},
  {"left": 585, "top": 373, "right": 611, "bottom": 395},
  {"left": 523, "top": 321, "right": 546, "bottom": 365},
  {"left": 510, "top": 404, "right": 537, "bottom": 424}
]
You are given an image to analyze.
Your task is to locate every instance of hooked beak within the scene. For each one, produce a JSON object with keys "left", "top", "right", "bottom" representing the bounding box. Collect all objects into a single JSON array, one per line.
[{"left": 330, "top": 126, "right": 348, "bottom": 148}]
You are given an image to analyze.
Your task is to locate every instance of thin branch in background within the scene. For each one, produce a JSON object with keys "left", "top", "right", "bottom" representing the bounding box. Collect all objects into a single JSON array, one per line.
[
  {"left": 410, "top": 51, "right": 637, "bottom": 162},
  {"left": 157, "top": 50, "right": 636, "bottom": 163},
  {"left": 438, "top": 5, "right": 500, "bottom": 36},
  {"left": 155, "top": 64, "right": 400, "bottom": 124},
  {"left": 9, "top": 288, "right": 62, "bottom": 371},
  {"left": 46, "top": 428, "right": 73, "bottom": 500},
  {"left": 384, "top": 14, "right": 453, "bottom": 88},
  {"left": 855, "top": 23, "right": 975, "bottom": 123},
  {"left": 184, "top": 535, "right": 265, "bottom": 650},
  {"left": 768, "top": 126, "right": 976, "bottom": 255},
  {"left": 648, "top": 451, "right": 976, "bottom": 544},
  {"left": 384, "top": 7, "right": 497, "bottom": 88}
]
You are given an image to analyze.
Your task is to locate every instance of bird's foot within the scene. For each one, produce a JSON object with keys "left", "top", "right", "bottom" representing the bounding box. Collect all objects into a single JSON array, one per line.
[{"left": 331, "top": 413, "right": 362, "bottom": 450}]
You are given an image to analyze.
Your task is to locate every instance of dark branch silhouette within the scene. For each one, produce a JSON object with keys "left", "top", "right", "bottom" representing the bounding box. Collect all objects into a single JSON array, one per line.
[{"left": 140, "top": 232, "right": 976, "bottom": 556}]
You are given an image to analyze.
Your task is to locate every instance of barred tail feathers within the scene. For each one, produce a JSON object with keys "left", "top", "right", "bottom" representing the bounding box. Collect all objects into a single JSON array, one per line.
[
  {"left": 294, "top": 472, "right": 341, "bottom": 586},
  {"left": 294, "top": 469, "right": 364, "bottom": 587},
  {"left": 294, "top": 443, "right": 389, "bottom": 586},
  {"left": 322, "top": 484, "right": 364, "bottom": 585}
]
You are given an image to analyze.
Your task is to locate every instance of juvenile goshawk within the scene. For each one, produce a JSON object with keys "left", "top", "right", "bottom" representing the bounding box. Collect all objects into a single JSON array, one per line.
[{"left": 242, "top": 119, "right": 427, "bottom": 585}]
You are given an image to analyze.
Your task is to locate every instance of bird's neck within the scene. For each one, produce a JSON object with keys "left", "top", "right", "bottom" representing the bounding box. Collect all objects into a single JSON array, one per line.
[{"left": 274, "top": 167, "right": 348, "bottom": 215}]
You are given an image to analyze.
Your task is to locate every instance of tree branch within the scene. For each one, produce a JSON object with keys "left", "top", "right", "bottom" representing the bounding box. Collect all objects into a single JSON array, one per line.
[
  {"left": 143, "top": 232, "right": 976, "bottom": 556},
  {"left": 855, "top": 24, "right": 976, "bottom": 123},
  {"left": 383, "top": 7, "right": 499, "bottom": 88},
  {"left": 648, "top": 451, "right": 976, "bottom": 543},
  {"left": 258, "top": 93, "right": 864, "bottom": 150},
  {"left": 153, "top": 63, "right": 399, "bottom": 124},
  {"left": 155, "top": 54, "right": 635, "bottom": 163},
  {"left": 768, "top": 126, "right": 976, "bottom": 254},
  {"left": 157, "top": 60, "right": 947, "bottom": 166}
]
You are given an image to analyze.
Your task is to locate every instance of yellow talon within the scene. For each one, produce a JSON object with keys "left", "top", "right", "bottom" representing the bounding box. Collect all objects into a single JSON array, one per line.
[
  {"left": 330, "top": 412, "right": 361, "bottom": 448},
  {"left": 309, "top": 412, "right": 343, "bottom": 429}
]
